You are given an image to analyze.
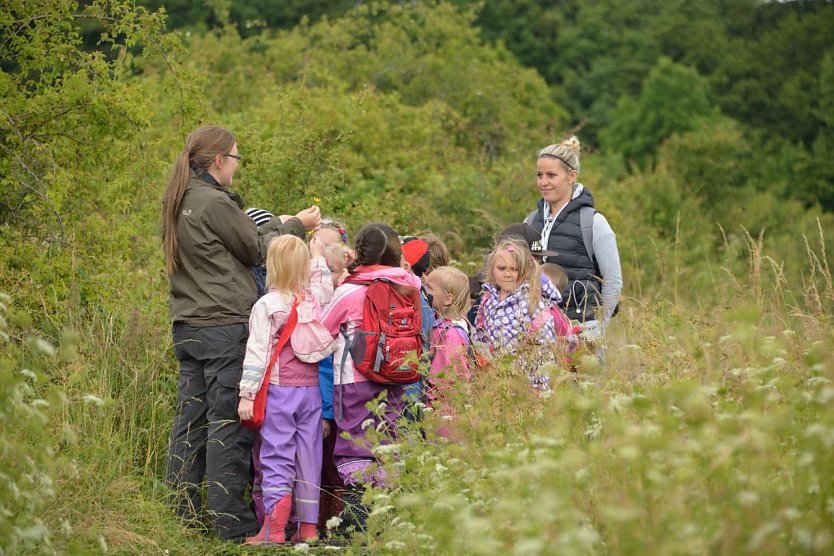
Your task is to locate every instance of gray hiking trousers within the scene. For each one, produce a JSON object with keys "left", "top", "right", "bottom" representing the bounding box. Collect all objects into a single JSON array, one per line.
[{"left": 164, "top": 322, "right": 258, "bottom": 539}]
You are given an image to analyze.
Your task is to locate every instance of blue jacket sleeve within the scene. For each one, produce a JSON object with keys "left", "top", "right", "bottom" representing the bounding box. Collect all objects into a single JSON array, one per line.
[{"left": 318, "top": 355, "right": 335, "bottom": 420}]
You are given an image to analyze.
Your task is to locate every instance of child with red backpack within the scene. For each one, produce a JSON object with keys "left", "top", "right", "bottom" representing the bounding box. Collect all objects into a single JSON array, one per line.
[{"left": 320, "top": 223, "right": 424, "bottom": 530}]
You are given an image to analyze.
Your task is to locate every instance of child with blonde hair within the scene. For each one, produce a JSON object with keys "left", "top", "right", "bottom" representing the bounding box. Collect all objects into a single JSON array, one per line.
[
  {"left": 308, "top": 218, "right": 351, "bottom": 528},
  {"left": 474, "top": 238, "right": 561, "bottom": 391},
  {"left": 312, "top": 218, "right": 353, "bottom": 288},
  {"left": 238, "top": 235, "right": 334, "bottom": 545},
  {"left": 423, "top": 266, "right": 472, "bottom": 435}
]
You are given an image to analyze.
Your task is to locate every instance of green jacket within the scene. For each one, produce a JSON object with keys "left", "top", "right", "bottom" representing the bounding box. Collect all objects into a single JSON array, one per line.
[{"left": 168, "top": 176, "right": 306, "bottom": 325}]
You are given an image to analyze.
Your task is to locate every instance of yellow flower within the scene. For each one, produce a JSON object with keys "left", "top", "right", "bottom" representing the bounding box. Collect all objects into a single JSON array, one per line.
[{"left": 312, "top": 196, "right": 321, "bottom": 203}]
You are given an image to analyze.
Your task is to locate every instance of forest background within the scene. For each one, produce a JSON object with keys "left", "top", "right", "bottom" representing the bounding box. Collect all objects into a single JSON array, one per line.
[{"left": 2, "top": 0, "right": 834, "bottom": 554}]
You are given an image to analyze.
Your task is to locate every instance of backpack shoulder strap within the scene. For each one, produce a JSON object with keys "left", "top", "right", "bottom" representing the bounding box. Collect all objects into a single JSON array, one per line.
[
  {"left": 579, "top": 206, "right": 595, "bottom": 263},
  {"left": 524, "top": 209, "right": 538, "bottom": 226}
]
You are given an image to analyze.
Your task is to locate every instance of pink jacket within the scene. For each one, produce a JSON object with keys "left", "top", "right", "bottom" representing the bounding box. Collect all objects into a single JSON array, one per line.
[
  {"left": 427, "top": 317, "right": 471, "bottom": 403},
  {"left": 239, "top": 257, "right": 333, "bottom": 399},
  {"left": 321, "top": 265, "right": 422, "bottom": 386}
]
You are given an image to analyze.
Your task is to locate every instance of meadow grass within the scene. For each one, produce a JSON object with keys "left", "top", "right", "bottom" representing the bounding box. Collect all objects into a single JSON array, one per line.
[{"left": 1, "top": 235, "right": 833, "bottom": 555}]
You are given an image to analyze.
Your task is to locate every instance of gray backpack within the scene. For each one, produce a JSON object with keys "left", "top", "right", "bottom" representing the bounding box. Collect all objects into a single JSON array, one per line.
[{"left": 524, "top": 206, "right": 596, "bottom": 264}]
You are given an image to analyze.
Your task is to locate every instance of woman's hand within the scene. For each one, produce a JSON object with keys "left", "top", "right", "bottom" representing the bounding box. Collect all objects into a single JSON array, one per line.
[
  {"left": 322, "top": 418, "right": 332, "bottom": 438},
  {"left": 295, "top": 205, "right": 321, "bottom": 231},
  {"left": 238, "top": 397, "right": 254, "bottom": 421}
]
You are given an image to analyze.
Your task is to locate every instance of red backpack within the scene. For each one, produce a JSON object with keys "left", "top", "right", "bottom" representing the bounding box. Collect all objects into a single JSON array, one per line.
[{"left": 340, "top": 276, "right": 423, "bottom": 385}]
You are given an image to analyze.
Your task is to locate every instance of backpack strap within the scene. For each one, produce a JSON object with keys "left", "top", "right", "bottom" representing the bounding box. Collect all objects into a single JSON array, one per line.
[
  {"left": 579, "top": 206, "right": 595, "bottom": 264},
  {"left": 523, "top": 209, "right": 538, "bottom": 226}
]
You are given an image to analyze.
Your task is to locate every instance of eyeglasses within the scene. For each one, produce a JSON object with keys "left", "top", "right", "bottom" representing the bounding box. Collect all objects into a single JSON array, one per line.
[
  {"left": 320, "top": 219, "right": 348, "bottom": 244},
  {"left": 225, "top": 154, "right": 242, "bottom": 161}
]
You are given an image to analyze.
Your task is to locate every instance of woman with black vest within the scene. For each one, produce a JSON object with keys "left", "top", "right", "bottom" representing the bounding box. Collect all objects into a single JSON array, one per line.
[{"left": 525, "top": 136, "right": 622, "bottom": 355}]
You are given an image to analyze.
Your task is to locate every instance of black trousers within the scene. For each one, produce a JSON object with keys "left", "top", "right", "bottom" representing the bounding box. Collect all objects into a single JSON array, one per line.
[{"left": 164, "top": 323, "right": 258, "bottom": 539}]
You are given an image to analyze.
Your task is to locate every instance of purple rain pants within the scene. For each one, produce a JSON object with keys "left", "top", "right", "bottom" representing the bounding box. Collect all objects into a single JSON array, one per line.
[
  {"left": 333, "top": 381, "right": 405, "bottom": 486},
  {"left": 259, "top": 384, "right": 323, "bottom": 524}
]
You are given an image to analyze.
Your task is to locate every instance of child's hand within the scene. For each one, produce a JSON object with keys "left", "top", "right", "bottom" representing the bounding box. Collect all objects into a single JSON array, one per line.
[
  {"left": 322, "top": 418, "right": 332, "bottom": 438},
  {"left": 309, "top": 235, "right": 326, "bottom": 258},
  {"left": 295, "top": 205, "right": 321, "bottom": 231},
  {"left": 238, "top": 398, "right": 254, "bottom": 421}
]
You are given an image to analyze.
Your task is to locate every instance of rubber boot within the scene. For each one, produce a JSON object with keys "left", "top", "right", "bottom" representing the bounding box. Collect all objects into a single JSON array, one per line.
[
  {"left": 339, "top": 483, "right": 369, "bottom": 532},
  {"left": 290, "top": 522, "right": 319, "bottom": 544},
  {"left": 245, "top": 494, "right": 292, "bottom": 545}
]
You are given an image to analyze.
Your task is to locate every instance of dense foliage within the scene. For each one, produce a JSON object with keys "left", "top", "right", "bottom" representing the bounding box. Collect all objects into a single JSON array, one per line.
[{"left": 1, "top": 0, "right": 833, "bottom": 553}]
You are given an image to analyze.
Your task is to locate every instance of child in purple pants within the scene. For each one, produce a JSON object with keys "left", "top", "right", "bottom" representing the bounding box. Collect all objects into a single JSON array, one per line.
[{"left": 238, "top": 235, "right": 334, "bottom": 545}]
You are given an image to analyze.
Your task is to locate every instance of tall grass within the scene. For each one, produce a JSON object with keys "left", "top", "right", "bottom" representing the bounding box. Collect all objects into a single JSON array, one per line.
[{"left": 1, "top": 230, "right": 833, "bottom": 554}]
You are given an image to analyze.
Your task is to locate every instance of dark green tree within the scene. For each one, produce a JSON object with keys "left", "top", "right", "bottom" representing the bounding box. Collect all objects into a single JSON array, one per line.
[{"left": 601, "top": 57, "right": 713, "bottom": 167}]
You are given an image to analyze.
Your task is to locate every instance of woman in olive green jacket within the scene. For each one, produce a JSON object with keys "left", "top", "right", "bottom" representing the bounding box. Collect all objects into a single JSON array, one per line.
[{"left": 161, "top": 125, "right": 320, "bottom": 541}]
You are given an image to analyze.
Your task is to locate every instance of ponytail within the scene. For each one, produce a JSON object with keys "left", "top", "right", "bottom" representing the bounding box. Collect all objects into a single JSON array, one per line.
[{"left": 161, "top": 126, "right": 236, "bottom": 274}]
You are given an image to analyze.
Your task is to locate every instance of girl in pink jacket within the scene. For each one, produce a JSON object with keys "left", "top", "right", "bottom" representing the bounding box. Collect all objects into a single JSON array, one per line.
[
  {"left": 423, "top": 266, "right": 472, "bottom": 438},
  {"left": 237, "top": 235, "right": 333, "bottom": 545},
  {"left": 321, "top": 223, "right": 422, "bottom": 529}
]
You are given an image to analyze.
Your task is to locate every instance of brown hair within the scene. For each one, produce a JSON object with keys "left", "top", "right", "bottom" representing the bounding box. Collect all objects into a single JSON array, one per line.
[
  {"left": 161, "top": 126, "right": 236, "bottom": 274},
  {"left": 422, "top": 232, "right": 450, "bottom": 275},
  {"left": 348, "top": 223, "right": 402, "bottom": 273},
  {"left": 484, "top": 238, "right": 542, "bottom": 316},
  {"left": 266, "top": 235, "right": 310, "bottom": 296}
]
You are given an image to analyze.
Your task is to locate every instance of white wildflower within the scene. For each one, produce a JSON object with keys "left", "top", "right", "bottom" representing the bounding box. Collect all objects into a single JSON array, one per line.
[
  {"left": 32, "top": 399, "right": 49, "bottom": 408},
  {"left": 737, "top": 490, "right": 759, "bottom": 506},
  {"left": 325, "top": 516, "right": 342, "bottom": 530},
  {"left": 783, "top": 508, "right": 801, "bottom": 521},
  {"left": 372, "top": 443, "right": 399, "bottom": 456},
  {"left": 293, "top": 542, "right": 310, "bottom": 553},
  {"left": 369, "top": 505, "right": 394, "bottom": 517},
  {"left": 16, "top": 523, "right": 49, "bottom": 542},
  {"left": 360, "top": 418, "right": 374, "bottom": 430},
  {"left": 384, "top": 541, "right": 406, "bottom": 550},
  {"left": 98, "top": 534, "right": 108, "bottom": 553},
  {"left": 82, "top": 394, "right": 105, "bottom": 407},
  {"left": 20, "top": 369, "right": 37, "bottom": 381},
  {"left": 32, "top": 338, "right": 56, "bottom": 356}
]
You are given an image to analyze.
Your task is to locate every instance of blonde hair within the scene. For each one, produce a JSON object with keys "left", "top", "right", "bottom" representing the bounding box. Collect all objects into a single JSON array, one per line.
[
  {"left": 537, "top": 135, "right": 581, "bottom": 174},
  {"left": 431, "top": 266, "right": 471, "bottom": 320},
  {"left": 485, "top": 238, "right": 542, "bottom": 316},
  {"left": 162, "top": 125, "right": 236, "bottom": 274},
  {"left": 324, "top": 242, "right": 348, "bottom": 261},
  {"left": 266, "top": 235, "right": 310, "bottom": 295},
  {"left": 540, "top": 262, "right": 568, "bottom": 292}
]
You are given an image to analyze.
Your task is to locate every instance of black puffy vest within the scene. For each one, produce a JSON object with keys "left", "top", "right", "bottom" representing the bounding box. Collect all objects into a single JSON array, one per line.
[{"left": 529, "top": 189, "right": 601, "bottom": 322}]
